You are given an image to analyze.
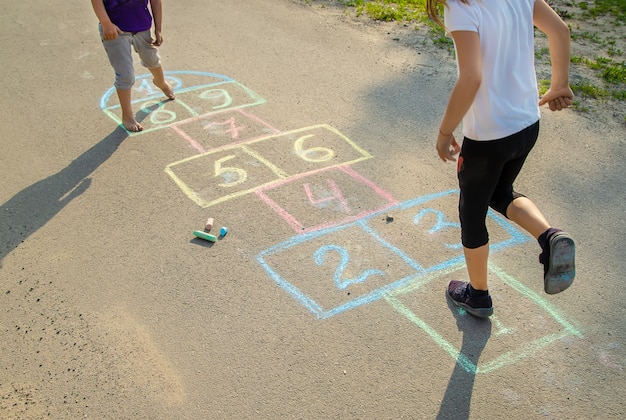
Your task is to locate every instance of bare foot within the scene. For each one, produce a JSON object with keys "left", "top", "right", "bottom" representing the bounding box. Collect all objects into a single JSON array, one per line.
[
  {"left": 153, "top": 79, "right": 175, "bottom": 100},
  {"left": 122, "top": 116, "right": 143, "bottom": 132}
]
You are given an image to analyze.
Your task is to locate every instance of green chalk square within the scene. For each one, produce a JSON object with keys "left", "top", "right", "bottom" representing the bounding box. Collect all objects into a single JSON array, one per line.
[{"left": 385, "top": 262, "right": 582, "bottom": 374}]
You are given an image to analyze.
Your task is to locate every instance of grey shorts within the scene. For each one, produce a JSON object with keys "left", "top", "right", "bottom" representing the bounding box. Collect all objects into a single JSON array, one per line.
[{"left": 99, "top": 24, "right": 161, "bottom": 90}]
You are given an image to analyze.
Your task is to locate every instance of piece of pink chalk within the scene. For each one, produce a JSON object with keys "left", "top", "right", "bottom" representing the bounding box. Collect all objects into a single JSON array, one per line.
[{"left": 205, "top": 217, "right": 214, "bottom": 232}]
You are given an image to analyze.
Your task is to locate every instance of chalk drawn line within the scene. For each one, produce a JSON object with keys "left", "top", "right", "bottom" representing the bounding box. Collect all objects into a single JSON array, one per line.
[
  {"left": 256, "top": 190, "right": 529, "bottom": 320},
  {"left": 385, "top": 261, "right": 582, "bottom": 374},
  {"left": 99, "top": 71, "right": 234, "bottom": 109},
  {"left": 256, "top": 221, "right": 423, "bottom": 320},
  {"left": 165, "top": 125, "right": 374, "bottom": 208},
  {"left": 170, "top": 108, "right": 282, "bottom": 154},
  {"left": 255, "top": 165, "right": 399, "bottom": 234},
  {"left": 100, "top": 71, "right": 266, "bottom": 135}
]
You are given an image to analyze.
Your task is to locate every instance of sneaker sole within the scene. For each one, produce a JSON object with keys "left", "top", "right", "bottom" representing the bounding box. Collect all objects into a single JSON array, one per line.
[
  {"left": 544, "top": 232, "right": 576, "bottom": 295},
  {"left": 446, "top": 288, "right": 494, "bottom": 318}
]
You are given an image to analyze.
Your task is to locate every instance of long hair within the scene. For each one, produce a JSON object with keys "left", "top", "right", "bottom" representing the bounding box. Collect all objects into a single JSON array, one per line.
[{"left": 426, "top": 0, "right": 470, "bottom": 29}]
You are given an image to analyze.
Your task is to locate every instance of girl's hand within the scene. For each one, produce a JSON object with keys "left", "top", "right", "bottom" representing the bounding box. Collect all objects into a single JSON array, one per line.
[
  {"left": 436, "top": 131, "right": 461, "bottom": 162},
  {"left": 102, "top": 22, "right": 122, "bottom": 40},
  {"left": 539, "top": 86, "right": 574, "bottom": 111},
  {"left": 152, "top": 30, "right": 163, "bottom": 46}
]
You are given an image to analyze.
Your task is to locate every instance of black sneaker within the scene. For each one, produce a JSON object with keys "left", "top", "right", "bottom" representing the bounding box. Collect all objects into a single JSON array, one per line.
[
  {"left": 539, "top": 230, "right": 575, "bottom": 294},
  {"left": 446, "top": 280, "right": 493, "bottom": 318}
]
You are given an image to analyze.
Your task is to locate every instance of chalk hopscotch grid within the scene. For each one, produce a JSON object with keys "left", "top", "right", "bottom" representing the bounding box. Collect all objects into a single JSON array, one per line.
[
  {"left": 256, "top": 190, "right": 531, "bottom": 320},
  {"left": 101, "top": 78, "right": 266, "bottom": 135},
  {"left": 257, "top": 220, "right": 422, "bottom": 319},
  {"left": 385, "top": 261, "right": 583, "bottom": 374},
  {"left": 100, "top": 71, "right": 583, "bottom": 374},
  {"left": 165, "top": 125, "right": 374, "bottom": 208}
]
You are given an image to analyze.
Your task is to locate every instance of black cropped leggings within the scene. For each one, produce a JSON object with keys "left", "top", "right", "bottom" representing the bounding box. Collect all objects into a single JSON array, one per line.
[{"left": 457, "top": 120, "right": 540, "bottom": 249}]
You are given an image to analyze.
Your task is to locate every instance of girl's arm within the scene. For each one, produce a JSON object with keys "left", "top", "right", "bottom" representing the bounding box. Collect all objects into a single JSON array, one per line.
[
  {"left": 90, "top": 0, "right": 122, "bottom": 40},
  {"left": 534, "top": 0, "right": 574, "bottom": 111},
  {"left": 150, "top": 0, "right": 164, "bottom": 46},
  {"left": 436, "top": 30, "right": 482, "bottom": 162}
]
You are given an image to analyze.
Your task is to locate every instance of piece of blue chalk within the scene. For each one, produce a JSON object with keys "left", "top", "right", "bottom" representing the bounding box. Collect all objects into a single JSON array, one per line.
[{"left": 219, "top": 227, "right": 228, "bottom": 237}]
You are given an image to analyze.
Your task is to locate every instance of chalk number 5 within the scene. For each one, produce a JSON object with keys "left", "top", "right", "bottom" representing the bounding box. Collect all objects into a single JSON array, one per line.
[{"left": 214, "top": 155, "right": 247, "bottom": 187}]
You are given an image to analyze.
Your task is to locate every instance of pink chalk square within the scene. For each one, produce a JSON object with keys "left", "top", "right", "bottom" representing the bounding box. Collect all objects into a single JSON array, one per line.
[
  {"left": 256, "top": 166, "right": 398, "bottom": 233},
  {"left": 170, "top": 109, "right": 281, "bottom": 154}
]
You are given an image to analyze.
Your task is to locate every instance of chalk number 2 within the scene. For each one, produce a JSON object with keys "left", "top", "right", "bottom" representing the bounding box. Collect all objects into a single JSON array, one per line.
[{"left": 314, "top": 245, "right": 384, "bottom": 291}]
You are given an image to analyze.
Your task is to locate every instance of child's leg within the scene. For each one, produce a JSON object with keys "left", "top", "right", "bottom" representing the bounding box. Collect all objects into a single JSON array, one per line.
[
  {"left": 457, "top": 123, "right": 538, "bottom": 293},
  {"left": 489, "top": 122, "right": 574, "bottom": 293},
  {"left": 505, "top": 196, "right": 550, "bottom": 239},
  {"left": 116, "top": 88, "right": 143, "bottom": 132},
  {"left": 100, "top": 27, "right": 142, "bottom": 131},
  {"left": 148, "top": 65, "right": 175, "bottom": 100},
  {"left": 463, "top": 244, "right": 489, "bottom": 290},
  {"left": 132, "top": 31, "right": 175, "bottom": 100},
  {"left": 507, "top": 196, "right": 575, "bottom": 294},
  {"left": 458, "top": 142, "right": 503, "bottom": 292}
]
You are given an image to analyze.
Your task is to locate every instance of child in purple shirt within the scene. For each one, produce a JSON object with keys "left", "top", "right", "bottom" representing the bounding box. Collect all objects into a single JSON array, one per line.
[{"left": 91, "top": 0, "right": 175, "bottom": 132}]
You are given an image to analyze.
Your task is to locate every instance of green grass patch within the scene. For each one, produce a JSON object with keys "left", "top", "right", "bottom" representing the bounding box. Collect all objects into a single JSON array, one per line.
[
  {"left": 347, "top": 0, "right": 428, "bottom": 22},
  {"left": 579, "top": 0, "right": 626, "bottom": 22},
  {"left": 572, "top": 81, "right": 610, "bottom": 98},
  {"left": 538, "top": 79, "right": 551, "bottom": 96},
  {"left": 571, "top": 55, "right": 626, "bottom": 84}
]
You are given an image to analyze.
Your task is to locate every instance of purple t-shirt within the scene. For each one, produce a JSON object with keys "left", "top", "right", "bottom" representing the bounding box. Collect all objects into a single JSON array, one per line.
[{"left": 104, "top": 0, "right": 152, "bottom": 33}]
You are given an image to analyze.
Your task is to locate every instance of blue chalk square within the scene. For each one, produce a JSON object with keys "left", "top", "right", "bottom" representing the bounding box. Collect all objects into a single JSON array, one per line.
[
  {"left": 257, "top": 223, "right": 422, "bottom": 319},
  {"left": 385, "top": 262, "right": 582, "bottom": 374},
  {"left": 360, "top": 190, "right": 529, "bottom": 273}
]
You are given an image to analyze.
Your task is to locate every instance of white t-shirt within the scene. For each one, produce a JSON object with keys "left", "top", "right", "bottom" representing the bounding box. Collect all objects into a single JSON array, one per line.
[{"left": 444, "top": 0, "right": 540, "bottom": 141}]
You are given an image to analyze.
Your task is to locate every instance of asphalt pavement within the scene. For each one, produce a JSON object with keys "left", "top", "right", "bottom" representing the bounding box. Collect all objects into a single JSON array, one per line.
[{"left": 0, "top": 0, "right": 624, "bottom": 418}]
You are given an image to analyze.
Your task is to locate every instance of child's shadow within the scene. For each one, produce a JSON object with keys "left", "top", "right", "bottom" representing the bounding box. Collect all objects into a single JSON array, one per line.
[
  {"left": 0, "top": 125, "right": 129, "bottom": 268},
  {"left": 0, "top": 102, "right": 170, "bottom": 268},
  {"left": 436, "top": 294, "right": 492, "bottom": 420}
]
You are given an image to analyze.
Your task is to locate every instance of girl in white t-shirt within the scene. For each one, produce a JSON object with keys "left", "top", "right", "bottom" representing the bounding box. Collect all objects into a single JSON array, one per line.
[{"left": 426, "top": 0, "right": 576, "bottom": 318}]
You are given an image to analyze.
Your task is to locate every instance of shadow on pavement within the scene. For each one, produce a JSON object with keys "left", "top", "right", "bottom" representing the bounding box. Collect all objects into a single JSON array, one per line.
[
  {"left": 437, "top": 296, "right": 492, "bottom": 420},
  {"left": 0, "top": 126, "right": 128, "bottom": 268}
]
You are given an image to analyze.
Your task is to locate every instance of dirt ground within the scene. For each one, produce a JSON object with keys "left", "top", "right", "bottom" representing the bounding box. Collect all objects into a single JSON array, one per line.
[{"left": 1, "top": 0, "right": 624, "bottom": 419}]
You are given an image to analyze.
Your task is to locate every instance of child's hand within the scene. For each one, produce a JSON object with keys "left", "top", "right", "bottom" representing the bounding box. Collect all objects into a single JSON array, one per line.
[
  {"left": 436, "top": 131, "right": 461, "bottom": 162},
  {"left": 152, "top": 30, "right": 163, "bottom": 46},
  {"left": 539, "top": 86, "right": 574, "bottom": 111},
  {"left": 101, "top": 22, "right": 122, "bottom": 40}
]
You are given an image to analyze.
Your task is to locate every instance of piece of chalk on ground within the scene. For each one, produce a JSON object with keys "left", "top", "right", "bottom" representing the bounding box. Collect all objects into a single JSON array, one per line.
[
  {"left": 205, "top": 217, "right": 214, "bottom": 232},
  {"left": 219, "top": 227, "right": 228, "bottom": 237},
  {"left": 193, "top": 230, "right": 217, "bottom": 242}
]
